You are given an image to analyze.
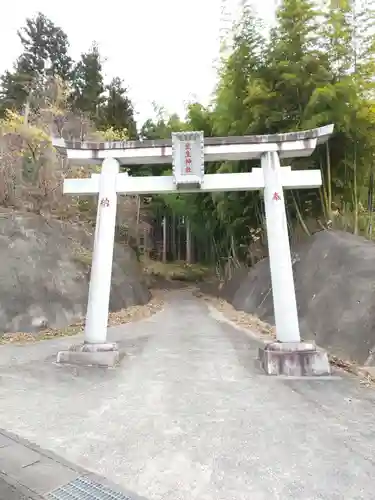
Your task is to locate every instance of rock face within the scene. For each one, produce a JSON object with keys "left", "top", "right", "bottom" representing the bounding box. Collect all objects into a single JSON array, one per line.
[
  {"left": 221, "top": 230, "right": 375, "bottom": 365},
  {"left": 0, "top": 211, "right": 150, "bottom": 334}
]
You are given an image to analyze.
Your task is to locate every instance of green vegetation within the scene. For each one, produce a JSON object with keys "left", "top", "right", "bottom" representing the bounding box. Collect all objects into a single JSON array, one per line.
[
  {"left": 0, "top": 2, "right": 374, "bottom": 276},
  {"left": 142, "top": 258, "right": 211, "bottom": 283},
  {"left": 72, "top": 245, "right": 93, "bottom": 268},
  {"left": 140, "top": 0, "right": 375, "bottom": 275}
]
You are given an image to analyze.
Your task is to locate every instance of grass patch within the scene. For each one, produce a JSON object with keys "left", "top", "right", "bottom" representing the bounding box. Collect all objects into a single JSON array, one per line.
[
  {"left": 142, "top": 258, "right": 212, "bottom": 282},
  {"left": 72, "top": 245, "right": 93, "bottom": 267}
]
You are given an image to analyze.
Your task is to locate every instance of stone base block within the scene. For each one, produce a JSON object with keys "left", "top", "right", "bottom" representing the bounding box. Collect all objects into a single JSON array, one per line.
[
  {"left": 259, "top": 342, "right": 331, "bottom": 376},
  {"left": 56, "top": 342, "right": 123, "bottom": 368}
]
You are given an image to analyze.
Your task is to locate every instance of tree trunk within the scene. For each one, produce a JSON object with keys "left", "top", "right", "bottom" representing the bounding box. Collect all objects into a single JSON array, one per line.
[
  {"left": 326, "top": 142, "right": 332, "bottom": 221},
  {"left": 353, "top": 143, "right": 358, "bottom": 235},
  {"left": 24, "top": 99, "right": 30, "bottom": 126},
  {"left": 135, "top": 195, "right": 141, "bottom": 246},
  {"left": 162, "top": 216, "right": 167, "bottom": 263},
  {"left": 186, "top": 218, "right": 191, "bottom": 264},
  {"left": 172, "top": 213, "right": 176, "bottom": 260},
  {"left": 292, "top": 191, "right": 311, "bottom": 237},
  {"left": 319, "top": 154, "right": 328, "bottom": 221},
  {"left": 177, "top": 218, "right": 181, "bottom": 261}
]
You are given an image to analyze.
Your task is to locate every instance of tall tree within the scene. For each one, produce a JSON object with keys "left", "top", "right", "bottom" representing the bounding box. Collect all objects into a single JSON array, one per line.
[
  {"left": 99, "top": 77, "right": 137, "bottom": 139},
  {"left": 17, "top": 12, "right": 72, "bottom": 81},
  {"left": 214, "top": 4, "right": 267, "bottom": 136},
  {"left": 264, "top": 0, "right": 330, "bottom": 132},
  {"left": 70, "top": 43, "right": 104, "bottom": 120},
  {"left": 308, "top": 0, "right": 375, "bottom": 232},
  {"left": 0, "top": 12, "right": 72, "bottom": 112}
]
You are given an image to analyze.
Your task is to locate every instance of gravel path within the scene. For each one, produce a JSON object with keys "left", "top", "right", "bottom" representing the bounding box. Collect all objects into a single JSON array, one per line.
[{"left": 0, "top": 290, "right": 374, "bottom": 500}]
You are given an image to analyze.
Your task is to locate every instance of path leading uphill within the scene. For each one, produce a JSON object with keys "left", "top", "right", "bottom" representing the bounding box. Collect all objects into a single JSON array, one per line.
[{"left": 0, "top": 290, "right": 374, "bottom": 499}]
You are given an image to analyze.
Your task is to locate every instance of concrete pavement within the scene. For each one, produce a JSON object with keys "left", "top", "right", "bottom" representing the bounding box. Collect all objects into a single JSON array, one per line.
[
  {"left": 0, "top": 290, "right": 374, "bottom": 499},
  {"left": 0, "top": 428, "right": 146, "bottom": 499},
  {"left": 0, "top": 427, "right": 79, "bottom": 500},
  {"left": 0, "top": 473, "right": 30, "bottom": 500}
]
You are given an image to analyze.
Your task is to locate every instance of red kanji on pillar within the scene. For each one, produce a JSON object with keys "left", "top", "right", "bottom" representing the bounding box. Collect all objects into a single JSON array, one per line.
[{"left": 272, "top": 192, "right": 281, "bottom": 201}]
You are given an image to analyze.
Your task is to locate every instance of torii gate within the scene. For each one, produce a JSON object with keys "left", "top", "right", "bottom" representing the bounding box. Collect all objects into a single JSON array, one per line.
[{"left": 53, "top": 125, "right": 333, "bottom": 376}]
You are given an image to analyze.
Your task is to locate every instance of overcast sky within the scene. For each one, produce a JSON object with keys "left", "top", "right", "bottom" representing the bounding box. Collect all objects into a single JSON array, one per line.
[{"left": 0, "top": 0, "right": 277, "bottom": 125}]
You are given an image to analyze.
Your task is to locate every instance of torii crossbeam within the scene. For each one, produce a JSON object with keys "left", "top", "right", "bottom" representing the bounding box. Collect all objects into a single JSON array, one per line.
[{"left": 54, "top": 125, "right": 334, "bottom": 376}]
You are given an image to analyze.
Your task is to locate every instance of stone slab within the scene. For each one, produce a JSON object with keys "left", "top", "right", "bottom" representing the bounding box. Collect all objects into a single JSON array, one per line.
[
  {"left": 259, "top": 342, "right": 331, "bottom": 376},
  {"left": 70, "top": 342, "right": 118, "bottom": 352},
  {"left": 7, "top": 457, "right": 80, "bottom": 496},
  {"left": 56, "top": 342, "right": 124, "bottom": 367},
  {"left": 0, "top": 442, "right": 41, "bottom": 473},
  {"left": 265, "top": 341, "right": 316, "bottom": 352},
  {"left": 0, "top": 429, "right": 88, "bottom": 477},
  {"left": 0, "top": 433, "right": 14, "bottom": 448},
  {"left": 0, "top": 429, "right": 145, "bottom": 499},
  {"left": 0, "top": 474, "right": 35, "bottom": 500}
]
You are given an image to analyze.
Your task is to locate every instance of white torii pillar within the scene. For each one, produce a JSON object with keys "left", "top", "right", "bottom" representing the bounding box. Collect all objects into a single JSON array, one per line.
[
  {"left": 256, "top": 152, "right": 330, "bottom": 375},
  {"left": 56, "top": 158, "right": 123, "bottom": 367},
  {"left": 84, "top": 158, "right": 119, "bottom": 344},
  {"left": 262, "top": 151, "right": 300, "bottom": 343}
]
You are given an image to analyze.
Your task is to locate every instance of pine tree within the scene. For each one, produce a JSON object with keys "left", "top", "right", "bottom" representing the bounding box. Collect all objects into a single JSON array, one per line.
[
  {"left": 0, "top": 71, "right": 30, "bottom": 112},
  {"left": 0, "top": 12, "right": 72, "bottom": 112},
  {"left": 99, "top": 77, "right": 137, "bottom": 139},
  {"left": 70, "top": 43, "right": 104, "bottom": 120},
  {"left": 17, "top": 12, "right": 72, "bottom": 81}
]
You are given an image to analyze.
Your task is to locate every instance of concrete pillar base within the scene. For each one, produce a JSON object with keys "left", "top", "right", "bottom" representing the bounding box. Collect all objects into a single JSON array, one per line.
[
  {"left": 56, "top": 342, "right": 123, "bottom": 368},
  {"left": 259, "top": 342, "right": 331, "bottom": 376}
]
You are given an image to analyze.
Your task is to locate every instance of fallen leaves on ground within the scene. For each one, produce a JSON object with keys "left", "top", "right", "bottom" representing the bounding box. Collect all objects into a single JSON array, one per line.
[
  {"left": 195, "top": 291, "right": 276, "bottom": 339},
  {"left": 107, "top": 292, "right": 164, "bottom": 326},
  {"left": 328, "top": 354, "right": 375, "bottom": 387},
  {"left": 0, "top": 332, "right": 36, "bottom": 344},
  {"left": 0, "top": 291, "right": 165, "bottom": 345}
]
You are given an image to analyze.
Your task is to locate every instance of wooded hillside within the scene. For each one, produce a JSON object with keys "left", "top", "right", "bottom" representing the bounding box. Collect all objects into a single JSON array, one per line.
[{"left": 1, "top": 0, "right": 374, "bottom": 278}]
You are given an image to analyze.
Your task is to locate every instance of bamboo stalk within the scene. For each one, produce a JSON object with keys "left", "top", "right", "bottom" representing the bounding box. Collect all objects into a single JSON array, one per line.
[
  {"left": 326, "top": 142, "right": 332, "bottom": 221},
  {"left": 292, "top": 191, "right": 311, "bottom": 237}
]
